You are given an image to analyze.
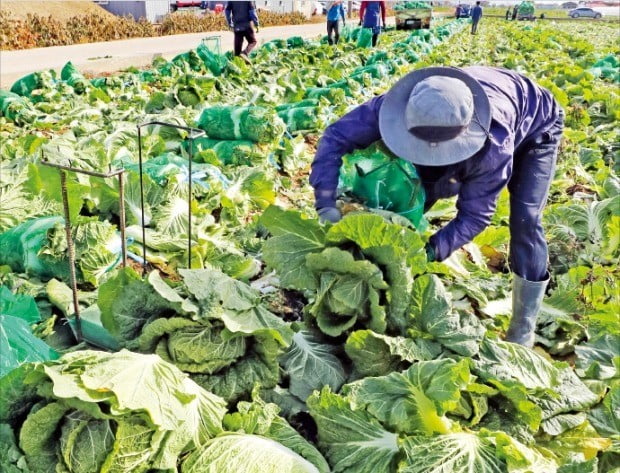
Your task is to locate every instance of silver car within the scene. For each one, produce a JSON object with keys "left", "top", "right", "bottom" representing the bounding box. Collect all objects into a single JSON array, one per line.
[{"left": 568, "top": 7, "right": 603, "bottom": 18}]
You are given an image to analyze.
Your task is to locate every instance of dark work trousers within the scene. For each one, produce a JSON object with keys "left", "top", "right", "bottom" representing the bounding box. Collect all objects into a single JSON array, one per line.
[
  {"left": 234, "top": 28, "right": 257, "bottom": 56},
  {"left": 508, "top": 112, "right": 564, "bottom": 282},
  {"left": 372, "top": 33, "right": 379, "bottom": 46},
  {"left": 327, "top": 20, "right": 341, "bottom": 45},
  {"left": 471, "top": 19, "right": 480, "bottom": 34}
]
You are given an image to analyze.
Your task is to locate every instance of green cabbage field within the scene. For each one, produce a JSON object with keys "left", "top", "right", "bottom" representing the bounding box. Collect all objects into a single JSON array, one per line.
[{"left": 1, "top": 17, "right": 619, "bottom": 473}]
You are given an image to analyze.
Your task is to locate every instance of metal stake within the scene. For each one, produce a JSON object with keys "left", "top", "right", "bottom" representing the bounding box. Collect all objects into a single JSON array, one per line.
[
  {"left": 41, "top": 157, "right": 127, "bottom": 341},
  {"left": 59, "top": 170, "right": 83, "bottom": 341},
  {"left": 136, "top": 121, "right": 205, "bottom": 274}
]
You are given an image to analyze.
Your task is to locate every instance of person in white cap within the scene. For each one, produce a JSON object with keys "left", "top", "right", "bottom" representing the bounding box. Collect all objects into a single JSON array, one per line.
[{"left": 310, "top": 66, "right": 564, "bottom": 347}]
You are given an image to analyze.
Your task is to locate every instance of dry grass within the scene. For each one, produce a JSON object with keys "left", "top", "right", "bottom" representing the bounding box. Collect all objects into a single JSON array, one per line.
[{"left": 0, "top": 0, "right": 115, "bottom": 21}]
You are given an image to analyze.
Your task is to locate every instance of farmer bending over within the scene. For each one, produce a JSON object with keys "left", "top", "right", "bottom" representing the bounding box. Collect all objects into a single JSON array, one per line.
[{"left": 310, "top": 66, "right": 564, "bottom": 348}]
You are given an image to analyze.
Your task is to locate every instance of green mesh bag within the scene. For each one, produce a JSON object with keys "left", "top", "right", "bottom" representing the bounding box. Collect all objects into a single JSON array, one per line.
[
  {"left": 352, "top": 63, "right": 391, "bottom": 80},
  {"left": 172, "top": 50, "right": 203, "bottom": 72},
  {"left": 305, "top": 87, "right": 346, "bottom": 103},
  {"left": 277, "top": 106, "right": 321, "bottom": 133},
  {"left": 0, "top": 314, "right": 58, "bottom": 378},
  {"left": 10, "top": 72, "right": 40, "bottom": 97},
  {"left": 196, "top": 105, "right": 286, "bottom": 143},
  {"left": 60, "top": 61, "right": 89, "bottom": 94},
  {"left": 287, "top": 36, "right": 306, "bottom": 48},
  {"left": 340, "top": 142, "right": 427, "bottom": 229},
  {"left": 197, "top": 43, "right": 228, "bottom": 76},
  {"left": 0, "top": 216, "right": 69, "bottom": 280},
  {"left": 357, "top": 28, "right": 373, "bottom": 48},
  {"left": 275, "top": 99, "right": 319, "bottom": 112},
  {"left": 188, "top": 137, "right": 265, "bottom": 165},
  {"left": 0, "top": 90, "right": 28, "bottom": 121}
]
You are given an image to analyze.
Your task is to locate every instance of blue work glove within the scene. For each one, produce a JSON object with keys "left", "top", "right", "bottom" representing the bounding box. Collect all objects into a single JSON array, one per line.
[
  {"left": 425, "top": 243, "right": 436, "bottom": 262},
  {"left": 318, "top": 207, "right": 342, "bottom": 224}
]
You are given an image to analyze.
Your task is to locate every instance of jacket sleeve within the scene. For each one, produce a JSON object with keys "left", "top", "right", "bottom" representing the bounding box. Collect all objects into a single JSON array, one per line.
[
  {"left": 249, "top": 2, "right": 259, "bottom": 25},
  {"left": 380, "top": 1, "right": 386, "bottom": 24},
  {"left": 360, "top": 1, "right": 367, "bottom": 21},
  {"left": 310, "top": 95, "right": 384, "bottom": 209},
  {"left": 429, "top": 137, "right": 513, "bottom": 261},
  {"left": 340, "top": 4, "right": 346, "bottom": 21}
]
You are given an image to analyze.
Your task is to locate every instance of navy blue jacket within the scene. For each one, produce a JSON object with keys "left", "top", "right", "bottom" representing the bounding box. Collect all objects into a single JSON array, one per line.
[
  {"left": 310, "top": 66, "right": 561, "bottom": 264},
  {"left": 472, "top": 5, "right": 483, "bottom": 21},
  {"left": 225, "top": 1, "right": 259, "bottom": 31}
]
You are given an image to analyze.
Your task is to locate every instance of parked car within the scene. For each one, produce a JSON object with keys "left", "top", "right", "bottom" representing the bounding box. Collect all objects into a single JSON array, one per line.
[
  {"left": 568, "top": 7, "right": 603, "bottom": 18},
  {"left": 561, "top": 2, "right": 578, "bottom": 8}
]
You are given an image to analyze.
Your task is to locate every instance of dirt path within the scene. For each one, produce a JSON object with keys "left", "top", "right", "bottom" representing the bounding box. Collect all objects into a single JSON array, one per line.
[{"left": 0, "top": 21, "right": 342, "bottom": 88}]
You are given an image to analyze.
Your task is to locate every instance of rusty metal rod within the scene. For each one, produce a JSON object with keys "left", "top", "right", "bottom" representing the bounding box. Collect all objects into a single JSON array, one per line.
[
  {"left": 41, "top": 160, "right": 124, "bottom": 178},
  {"left": 118, "top": 171, "right": 127, "bottom": 268},
  {"left": 59, "top": 170, "right": 82, "bottom": 342}
]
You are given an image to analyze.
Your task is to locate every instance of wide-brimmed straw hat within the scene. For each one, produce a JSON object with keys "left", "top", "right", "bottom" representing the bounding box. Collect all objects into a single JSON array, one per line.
[{"left": 379, "top": 66, "right": 492, "bottom": 166}]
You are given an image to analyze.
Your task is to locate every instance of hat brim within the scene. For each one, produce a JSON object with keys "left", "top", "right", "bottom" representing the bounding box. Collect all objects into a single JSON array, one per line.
[{"left": 379, "top": 66, "right": 492, "bottom": 167}]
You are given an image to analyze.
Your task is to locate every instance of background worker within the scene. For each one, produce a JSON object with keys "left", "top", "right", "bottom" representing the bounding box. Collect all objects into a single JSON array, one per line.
[
  {"left": 471, "top": 1, "right": 483, "bottom": 34},
  {"left": 310, "top": 66, "right": 564, "bottom": 348},
  {"left": 359, "top": 1, "right": 386, "bottom": 47},
  {"left": 326, "top": 1, "right": 347, "bottom": 45},
  {"left": 225, "top": 1, "right": 259, "bottom": 62}
]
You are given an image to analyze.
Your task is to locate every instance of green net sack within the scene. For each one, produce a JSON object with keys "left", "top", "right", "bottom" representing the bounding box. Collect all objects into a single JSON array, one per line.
[
  {"left": 287, "top": 36, "right": 306, "bottom": 48},
  {"left": 196, "top": 105, "right": 286, "bottom": 143},
  {"left": 263, "top": 39, "right": 288, "bottom": 51},
  {"left": 340, "top": 142, "right": 427, "bottom": 229},
  {"left": 10, "top": 72, "right": 40, "bottom": 97},
  {"left": 0, "top": 314, "right": 58, "bottom": 378},
  {"left": 0, "top": 216, "right": 123, "bottom": 286},
  {"left": 275, "top": 99, "right": 319, "bottom": 112},
  {"left": 197, "top": 43, "right": 228, "bottom": 76},
  {"left": 172, "top": 50, "right": 203, "bottom": 72},
  {"left": 277, "top": 106, "right": 321, "bottom": 133},
  {"left": 305, "top": 87, "right": 346, "bottom": 103},
  {"left": 352, "top": 63, "right": 391, "bottom": 80},
  {"left": 357, "top": 28, "right": 373, "bottom": 48},
  {"left": 60, "top": 61, "right": 89, "bottom": 94},
  {"left": 0, "top": 90, "right": 28, "bottom": 121},
  {"left": 0, "top": 286, "right": 41, "bottom": 324},
  {"left": 188, "top": 137, "right": 265, "bottom": 165},
  {"left": 0, "top": 216, "right": 69, "bottom": 280}
]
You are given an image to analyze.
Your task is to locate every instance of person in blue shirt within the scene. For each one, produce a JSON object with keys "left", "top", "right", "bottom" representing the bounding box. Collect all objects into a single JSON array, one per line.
[
  {"left": 225, "top": 1, "right": 259, "bottom": 62},
  {"left": 471, "top": 1, "right": 483, "bottom": 34},
  {"left": 310, "top": 66, "right": 564, "bottom": 348},
  {"left": 326, "top": 1, "right": 347, "bottom": 45},
  {"left": 359, "top": 1, "right": 386, "bottom": 47}
]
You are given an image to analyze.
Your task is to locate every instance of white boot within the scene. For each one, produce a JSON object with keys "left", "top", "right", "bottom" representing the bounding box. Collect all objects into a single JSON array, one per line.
[{"left": 505, "top": 273, "right": 549, "bottom": 348}]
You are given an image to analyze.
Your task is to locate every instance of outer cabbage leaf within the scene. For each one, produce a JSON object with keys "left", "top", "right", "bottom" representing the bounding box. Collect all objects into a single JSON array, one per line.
[
  {"left": 398, "top": 432, "right": 506, "bottom": 473},
  {"left": 325, "top": 213, "right": 426, "bottom": 333},
  {"left": 345, "top": 329, "right": 442, "bottom": 378},
  {"left": 575, "top": 333, "right": 620, "bottom": 380},
  {"left": 307, "top": 387, "right": 400, "bottom": 473},
  {"left": 474, "top": 339, "right": 598, "bottom": 420},
  {"left": 181, "top": 433, "right": 320, "bottom": 473},
  {"left": 409, "top": 274, "right": 485, "bottom": 356},
  {"left": 343, "top": 359, "right": 471, "bottom": 435},
  {"left": 306, "top": 247, "right": 389, "bottom": 336},
  {"left": 223, "top": 396, "right": 329, "bottom": 473},
  {"left": 280, "top": 330, "right": 346, "bottom": 401},
  {"left": 260, "top": 206, "right": 327, "bottom": 290}
]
